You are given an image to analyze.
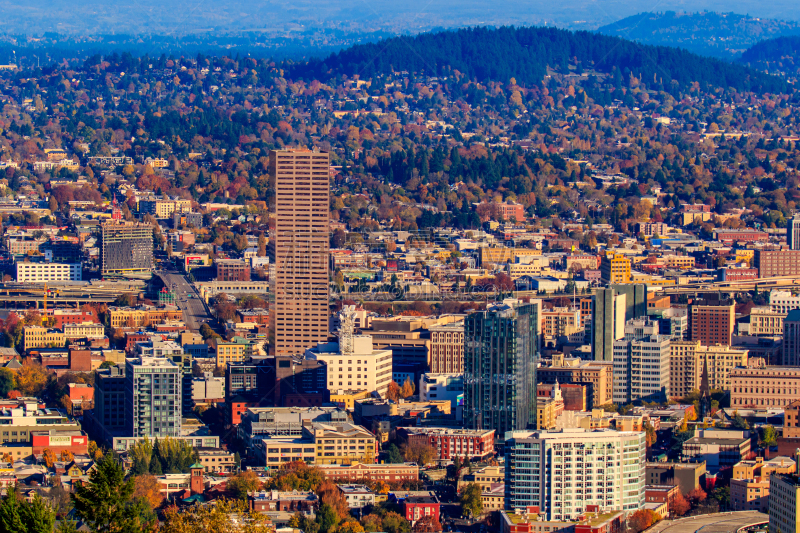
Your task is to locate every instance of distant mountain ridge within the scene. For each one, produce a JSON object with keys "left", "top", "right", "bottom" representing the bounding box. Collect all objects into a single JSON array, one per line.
[
  {"left": 290, "top": 26, "right": 787, "bottom": 94},
  {"left": 741, "top": 35, "right": 800, "bottom": 78},
  {"left": 597, "top": 11, "right": 800, "bottom": 59}
]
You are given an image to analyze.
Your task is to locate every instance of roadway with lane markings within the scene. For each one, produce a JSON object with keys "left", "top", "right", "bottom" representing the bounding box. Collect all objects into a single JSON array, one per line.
[
  {"left": 157, "top": 269, "right": 213, "bottom": 331},
  {"left": 645, "top": 511, "right": 767, "bottom": 533}
]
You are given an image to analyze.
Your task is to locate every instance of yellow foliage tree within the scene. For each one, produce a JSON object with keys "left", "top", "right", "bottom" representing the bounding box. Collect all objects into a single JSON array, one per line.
[
  {"left": 15, "top": 360, "right": 49, "bottom": 397},
  {"left": 133, "top": 474, "right": 164, "bottom": 510},
  {"left": 161, "top": 499, "right": 270, "bottom": 533}
]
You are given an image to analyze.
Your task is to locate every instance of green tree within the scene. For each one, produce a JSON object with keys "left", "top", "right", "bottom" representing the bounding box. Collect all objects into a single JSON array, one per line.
[
  {"left": 381, "top": 512, "right": 410, "bottom": 533},
  {"left": 0, "top": 368, "right": 14, "bottom": 397},
  {"left": 732, "top": 411, "right": 749, "bottom": 429},
  {"left": 0, "top": 489, "right": 56, "bottom": 533},
  {"left": 72, "top": 454, "right": 150, "bottom": 533},
  {"left": 760, "top": 425, "right": 778, "bottom": 449},
  {"left": 316, "top": 503, "right": 339, "bottom": 533},
  {"left": 459, "top": 482, "right": 483, "bottom": 518},
  {"left": 712, "top": 486, "right": 731, "bottom": 511},
  {"left": 384, "top": 444, "right": 404, "bottom": 464}
]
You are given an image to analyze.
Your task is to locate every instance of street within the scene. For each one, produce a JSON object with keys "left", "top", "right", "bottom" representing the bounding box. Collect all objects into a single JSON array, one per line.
[{"left": 156, "top": 269, "right": 213, "bottom": 331}]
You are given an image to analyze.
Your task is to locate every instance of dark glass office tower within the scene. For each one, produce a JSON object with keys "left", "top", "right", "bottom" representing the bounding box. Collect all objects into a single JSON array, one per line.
[{"left": 464, "top": 300, "right": 541, "bottom": 443}]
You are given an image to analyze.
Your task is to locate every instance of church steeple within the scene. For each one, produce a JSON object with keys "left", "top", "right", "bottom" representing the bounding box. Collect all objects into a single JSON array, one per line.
[{"left": 699, "top": 355, "right": 711, "bottom": 419}]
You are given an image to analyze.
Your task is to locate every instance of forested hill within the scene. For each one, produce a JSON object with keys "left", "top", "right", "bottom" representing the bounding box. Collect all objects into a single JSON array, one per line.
[
  {"left": 740, "top": 35, "right": 800, "bottom": 78},
  {"left": 597, "top": 12, "right": 800, "bottom": 59},
  {"left": 289, "top": 26, "right": 788, "bottom": 94}
]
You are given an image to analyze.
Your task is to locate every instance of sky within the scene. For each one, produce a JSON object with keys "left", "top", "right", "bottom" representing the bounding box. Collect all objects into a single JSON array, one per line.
[{"left": 0, "top": 0, "right": 798, "bottom": 36}]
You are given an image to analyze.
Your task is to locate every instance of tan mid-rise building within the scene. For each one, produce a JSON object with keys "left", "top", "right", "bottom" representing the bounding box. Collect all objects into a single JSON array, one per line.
[
  {"left": 731, "top": 362, "right": 800, "bottom": 408},
  {"left": 307, "top": 332, "right": 393, "bottom": 397},
  {"left": 536, "top": 354, "right": 613, "bottom": 408},
  {"left": 748, "top": 307, "right": 787, "bottom": 336},
  {"left": 541, "top": 307, "right": 582, "bottom": 338},
  {"left": 268, "top": 148, "right": 330, "bottom": 356},
  {"left": 669, "top": 341, "right": 749, "bottom": 399},
  {"left": 600, "top": 251, "right": 631, "bottom": 284},
  {"left": 23, "top": 326, "right": 66, "bottom": 351},
  {"left": 427, "top": 320, "right": 464, "bottom": 373}
]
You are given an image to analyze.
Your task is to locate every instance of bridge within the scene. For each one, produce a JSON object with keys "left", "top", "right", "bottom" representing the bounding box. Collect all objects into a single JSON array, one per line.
[{"left": 645, "top": 511, "right": 767, "bottom": 533}]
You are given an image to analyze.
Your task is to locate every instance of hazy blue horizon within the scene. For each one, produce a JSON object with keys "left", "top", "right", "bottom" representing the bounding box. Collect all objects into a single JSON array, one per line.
[{"left": 0, "top": 0, "right": 797, "bottom": 36}]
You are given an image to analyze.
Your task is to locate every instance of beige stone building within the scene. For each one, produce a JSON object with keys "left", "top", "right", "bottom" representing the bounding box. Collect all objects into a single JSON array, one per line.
[
  {"left": 108, "top": 307, "right": 183, "bottom": 328},
  {"left": 268, "top": 149, "right": 331, "bottom": 356},
  {"left": 748, "top": 307, "right": 787, "bottom": 336},
  {"left": 23, "top": 327, "right": 65, "bottom": 351},
  {"left": 731, "top": 362, "right": 800, "bottom": 408},
  {"left": 307, "top": 422, "right": 376, "bottom": 465},
  {"left": 541, "top": 307, "right": 582, "bottom": 338},
  {"left": 63, "top": 322, "right": 105, "bottom": 339},
  {"left": 197, "top": 448, "right": 238, "bottom": 473},
  {"left": 215, "top": 342, "right": 248, "bottom": 367},
  {"left": 537, "top": 354, "right": 613, "bottom": 408},
  {"left": 428, "top": 319, "right": 464, "bottom": 373},
  {"left": 669, "top": 341, "right": 748, "bottom": 399},
  {"left": 307, "top": 334, "right": 393, "bottom": 397}
]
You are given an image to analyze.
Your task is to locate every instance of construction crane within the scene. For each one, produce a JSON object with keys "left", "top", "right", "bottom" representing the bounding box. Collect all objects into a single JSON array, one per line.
[{"left": 42, "top": 283, "right": 59, "bottom": 312}]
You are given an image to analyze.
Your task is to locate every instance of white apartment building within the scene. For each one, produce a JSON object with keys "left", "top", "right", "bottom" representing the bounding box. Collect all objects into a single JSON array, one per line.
[
  {"left": 505, "top": 428, "right": 646, "bottom": 521},
  {"left": 16, "top": 262, "right": 81, "bottom": 283},
  {"left": 418, "top": 373, "right": 464, "bottom": 406},
  {"left": 770, "top": 290, "right": 800, "bottom": 314},
  {"left": 307, "top": 334, "right": 393, "bottom": 397},
  {"left": 612, "top": 318, "right": 671, "bottom": 404}
]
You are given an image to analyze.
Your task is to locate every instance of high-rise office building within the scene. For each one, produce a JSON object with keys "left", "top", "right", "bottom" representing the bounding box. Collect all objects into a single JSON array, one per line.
[
  {"left": 464, "top": 299, "right": 541, "bottom": 442},
  {"left": 612, "top": 318, "right": 671, "bottom": 404},
  {"left": 100, "top": 222, "right": 153, "bottom": 276},
  {"left": 784, "top": 310, "right": 800, "bottom": 366},
  {"left": 789, "top": 214, "right": 800, "bottom": 250},
  {"left": 689, "top": 300, "right": 735, "bottom": 346},
  {"left": 591, "top": 289, "right": 627, "bottom": 362},
  {"left": 125, "top": 357, "right": 182, "bottom": 438},
  {"left": 268, "top": 148, "right": 330, "bottom": 356},
  {"left": 611, "top": 284, "right": 647, "bottom": 322},
  {"left": 504, "top": 428, "right": 646, "bottom": 520},
  {"left": 92, "top": 364, "right": 127, "bottom": 443}
]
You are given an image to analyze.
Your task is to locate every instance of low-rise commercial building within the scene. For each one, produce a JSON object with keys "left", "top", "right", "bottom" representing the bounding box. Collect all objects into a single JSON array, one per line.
[
  {"left": 316, "top": 462, "right": 419, "bottom": 482},
  {"left": 398, "top": 427, "right": 495, "bottom": 462},
  {"left": 16, "top": 262, "right": 81, "bottom": 283},
  {"left": 682, "top": 429, "right": 752, "bottom": 472}
]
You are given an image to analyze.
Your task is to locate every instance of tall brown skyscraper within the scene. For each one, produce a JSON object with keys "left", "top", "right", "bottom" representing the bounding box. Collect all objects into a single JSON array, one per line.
[{"left": 268, "top": 148, "right": 330, "bottom": 356}]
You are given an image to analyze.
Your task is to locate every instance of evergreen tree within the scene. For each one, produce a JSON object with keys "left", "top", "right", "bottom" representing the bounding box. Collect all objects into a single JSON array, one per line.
[
  {"left": 0, "top": 490, "right": 55, "bottom": 533},
  {"left": 72, "top": 454, "right": 150, "bottom": 533}
]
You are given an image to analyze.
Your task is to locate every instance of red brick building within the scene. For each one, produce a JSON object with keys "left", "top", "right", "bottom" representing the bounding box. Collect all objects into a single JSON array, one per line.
[
  {"left": 755, "top": 250, "right": 800, "bottom": 278},
  {"left": 398, "top": 427, "right": 495, "bottom": 461},
  {"left": 690, "top": 302, "right": 735, "bottom": 346},
  {"left": 316, "top": 463, "right": 419, "bottom": 482},
  {"left": 719, "top": 268, "right": 759, "bottom": 282},
  {"left": 45, "top": 309, "right": 99, "bottom": 329},
  {"left": 237, "top": 308, "right": 270, "bottom": 325},
  {"left": 713, "top": 229, "right": 769, "bottom": 244},
  {"left": 216, "top": 259, "right": 251, "bottom": 281},
  {"left": 125, "top": 332, "right": 152, "bottom": 352},
  {"left": 403, "top": 495, "right": 440, "bottom": 525}
]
